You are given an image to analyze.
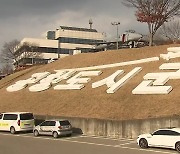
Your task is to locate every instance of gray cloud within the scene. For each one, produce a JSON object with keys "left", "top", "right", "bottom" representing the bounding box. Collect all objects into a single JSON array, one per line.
[
  {"left": 0, "top": 0, "right": 133, "bottom": 18},
  {"left": 0, "top": 0, "right": 147, "bottom": 54}
]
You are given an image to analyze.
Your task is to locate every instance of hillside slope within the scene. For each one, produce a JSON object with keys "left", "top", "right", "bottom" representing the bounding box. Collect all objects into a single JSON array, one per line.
[{"left": 0, "top": 44, "right": 180, "bottom": 120}]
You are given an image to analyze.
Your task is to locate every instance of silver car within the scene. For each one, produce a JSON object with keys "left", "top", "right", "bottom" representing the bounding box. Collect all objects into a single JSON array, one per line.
[{"left": 33, "top": 120, "right": 72, "bottom": 138}]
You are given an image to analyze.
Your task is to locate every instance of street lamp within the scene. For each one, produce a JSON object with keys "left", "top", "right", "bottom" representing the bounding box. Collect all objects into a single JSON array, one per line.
[{"left": 111, "top": 22, "right": 120, "bottom": 50}]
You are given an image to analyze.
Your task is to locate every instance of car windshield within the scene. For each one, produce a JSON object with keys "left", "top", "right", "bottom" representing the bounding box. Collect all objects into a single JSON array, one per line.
[
  {"left": 20, "top": 113, "right": 34, "bottom": 120},
  {"left": 59, "top": 120, "right": 70, "bottom": 126}
]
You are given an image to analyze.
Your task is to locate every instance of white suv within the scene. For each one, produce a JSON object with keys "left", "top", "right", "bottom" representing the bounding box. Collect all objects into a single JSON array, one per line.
[
  {"left": 0, "top": 112, "right": 34, "bottom": 134},
  {"left": 33, "top": 119, "right": 72, "bottom": 138}
]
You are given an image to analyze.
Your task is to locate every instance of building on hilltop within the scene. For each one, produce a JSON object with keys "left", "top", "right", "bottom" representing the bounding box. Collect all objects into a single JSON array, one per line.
[
  {"left": 52, "top": 26, "right": 104, "bottom": 55},
  {"left": 13, "top": 26, "right": 104, "bottom": 68},
  {"left": 13, "top": 38, "right": 60, "bottom": 67}
]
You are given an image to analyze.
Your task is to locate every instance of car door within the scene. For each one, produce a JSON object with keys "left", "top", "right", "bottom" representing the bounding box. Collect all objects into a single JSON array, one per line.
[
  {"left": 162, "top": 130, "right": 180, "bottom": 148},
  {"left": 148, "top": 130, "right": 166, "bottom": 147},
  {"left": 2, "top": 114, "right": 18, "bottom": 131},
  {"left": 39, "top": 121, "right": 51, "bottom": 135},
  {"left": 0, "top": 114, "right": 4, "bottom": 130},
  {"left": 48, "top": 121, "right": 56, "bottom": 135}
]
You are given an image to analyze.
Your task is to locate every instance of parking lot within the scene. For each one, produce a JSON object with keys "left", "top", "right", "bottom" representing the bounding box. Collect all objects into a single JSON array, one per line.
[{"left": 0, "top": 132, "right": 177, "bottom": 154}]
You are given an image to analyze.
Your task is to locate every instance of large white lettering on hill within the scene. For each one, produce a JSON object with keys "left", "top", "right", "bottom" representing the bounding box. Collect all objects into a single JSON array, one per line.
[{"left": 132, "top": 63, "right": 180, "bottom": 94}]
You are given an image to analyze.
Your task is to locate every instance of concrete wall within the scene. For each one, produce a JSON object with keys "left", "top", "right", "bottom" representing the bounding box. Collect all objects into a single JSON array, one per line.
[{"left": 34, "top": 115, "right": 180, "bottom": 139}]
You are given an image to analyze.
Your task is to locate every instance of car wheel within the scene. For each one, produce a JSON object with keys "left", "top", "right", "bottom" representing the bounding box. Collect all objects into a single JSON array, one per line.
[
  {"left": 34, "top": 130, "right": 39, "bottom": 137},
  {"left": 10, "top": 126, "right": 16, "bottom": 134},
  {"left": 175, "top": 142, "right": 180, "bottom": 153},
  {"left": 53, "top": 131, "right": 58, "bottom": 138},
  {"left": 139, "top": 138, "right": 148, "bottom": 149}
]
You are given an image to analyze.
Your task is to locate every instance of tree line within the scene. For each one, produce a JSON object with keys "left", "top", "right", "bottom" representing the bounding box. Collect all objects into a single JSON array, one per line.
[{"left": 123, "top": 0, "right": 180, "bottom": 46}]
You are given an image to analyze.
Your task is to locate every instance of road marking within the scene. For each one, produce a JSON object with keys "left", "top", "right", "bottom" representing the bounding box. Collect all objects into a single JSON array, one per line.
[
  {"left": 63, "top": 135, "right": 84, "bottom": 139},
  {"left": 119, "top": 141, "right": 136, "bottom": 146},
  {"left": 120, "top": 146, "right": 176, "bottom": 154},
  {"left": 80, "top": 135, "right": 134, "bottom": 141},
  {"left": 0, "top": 133, "right": 176, "bottom": 154},
  {"left": 0, "top": 133, "right": 121, "bottom": 148}
]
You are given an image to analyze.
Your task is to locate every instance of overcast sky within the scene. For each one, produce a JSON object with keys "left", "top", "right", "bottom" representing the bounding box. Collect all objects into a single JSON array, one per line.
[{"left": 0, "top": 0, "right": 149, "bottom": 48}]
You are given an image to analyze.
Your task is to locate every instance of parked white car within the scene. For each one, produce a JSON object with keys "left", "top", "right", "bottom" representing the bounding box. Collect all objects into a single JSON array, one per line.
[
  {"left": 0, "top": 112, "right": 34, "bottom": 134},
  {"left": 33, "top": 119, "right": 72, "bottom": 138},
  {"left": 137, "top": 128, "right": 180, "bottom": 152}
]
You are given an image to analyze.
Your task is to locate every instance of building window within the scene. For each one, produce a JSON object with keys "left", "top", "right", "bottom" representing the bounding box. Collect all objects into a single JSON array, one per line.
[{"left": 59, "top": 37, "right": 102, "bottom": 45}]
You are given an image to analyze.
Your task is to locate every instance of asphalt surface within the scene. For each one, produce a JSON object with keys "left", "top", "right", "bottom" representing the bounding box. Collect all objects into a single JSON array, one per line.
[{"left": 0, "top": 132, "right": 178, "bottom": 154}]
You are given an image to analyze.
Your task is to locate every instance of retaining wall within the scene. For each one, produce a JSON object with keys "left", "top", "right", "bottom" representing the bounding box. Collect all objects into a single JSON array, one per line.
[{"left": 34, "top": 115, "right": 180, "bottom": 139}]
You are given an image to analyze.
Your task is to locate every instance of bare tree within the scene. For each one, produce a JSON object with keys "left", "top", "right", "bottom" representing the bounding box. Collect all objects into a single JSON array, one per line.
[
  {"left": 123, "top": 0, "right": 180, "bottom": 46},
  {"left": 1, "top": 63, "right": 13, "bottom": 75},
  {"left": 0, "top": 39, "right": 20, "bottom": 67},
  {"left": 0, "top": 40, "right": 42, "bottom": 72},
  {"left": 159, "top": 20, "right": 180, "bottom": 43}
]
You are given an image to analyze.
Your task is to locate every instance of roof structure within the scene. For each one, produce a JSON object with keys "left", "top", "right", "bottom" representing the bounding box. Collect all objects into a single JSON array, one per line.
[{"left": 60, "top": 26, "right": 97, "bottom": 32}]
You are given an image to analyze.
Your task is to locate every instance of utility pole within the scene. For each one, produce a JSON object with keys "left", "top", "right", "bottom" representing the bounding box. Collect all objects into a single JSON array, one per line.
[{"left": 111, "top": 22, "right": 120, "bottom": 50}]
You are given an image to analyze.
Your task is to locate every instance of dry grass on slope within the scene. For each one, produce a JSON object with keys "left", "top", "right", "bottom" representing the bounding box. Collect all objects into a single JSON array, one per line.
[{"left": 0, "top": 44, "right": 180, "bottom": 120}]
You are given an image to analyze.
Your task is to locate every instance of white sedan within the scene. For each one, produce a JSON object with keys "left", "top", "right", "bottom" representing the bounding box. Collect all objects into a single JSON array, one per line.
[{"left": 137, "top": 128, "right": 180, "bottom": 153}]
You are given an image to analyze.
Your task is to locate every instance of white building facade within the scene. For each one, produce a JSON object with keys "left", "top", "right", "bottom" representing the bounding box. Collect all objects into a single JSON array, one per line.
[
  {"left": 14, "top": 26, "right": 104, "bottom": 66},
  {"left": 55, "top": 26, "right": 104, "bottom": 54}
]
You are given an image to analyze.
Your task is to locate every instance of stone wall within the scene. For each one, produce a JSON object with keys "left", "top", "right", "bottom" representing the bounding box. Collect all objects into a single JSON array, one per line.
[{"left": 34, "top": 115, "right": 180, "bottom": 139}]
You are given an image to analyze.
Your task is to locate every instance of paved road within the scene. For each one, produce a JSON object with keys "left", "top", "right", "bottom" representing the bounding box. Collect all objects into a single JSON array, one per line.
[{"left": 0, "top": 132, "right": 177, "bottom": 154}]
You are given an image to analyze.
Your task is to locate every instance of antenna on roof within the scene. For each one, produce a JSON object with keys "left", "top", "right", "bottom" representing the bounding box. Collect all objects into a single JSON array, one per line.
[{"left": 89, "top": 19, "right": 93, "bottom": 29}]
